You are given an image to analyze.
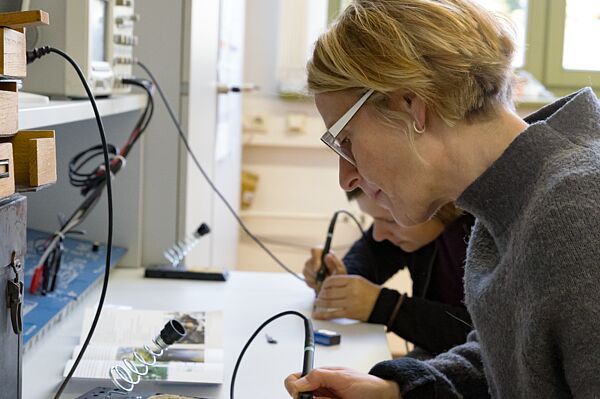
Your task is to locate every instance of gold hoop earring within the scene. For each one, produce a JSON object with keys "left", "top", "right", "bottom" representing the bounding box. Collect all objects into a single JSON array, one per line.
[{"left": 413, "top": 120, "right": 425, "bottom": 134}]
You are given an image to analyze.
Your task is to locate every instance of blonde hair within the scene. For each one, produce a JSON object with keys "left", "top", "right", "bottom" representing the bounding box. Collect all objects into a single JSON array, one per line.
[
  {"left": 308, "top": 0, "right": 516, "bottom": 131},
  {"left": 434, "top": 202, "right": 464, "bottom": 226}
]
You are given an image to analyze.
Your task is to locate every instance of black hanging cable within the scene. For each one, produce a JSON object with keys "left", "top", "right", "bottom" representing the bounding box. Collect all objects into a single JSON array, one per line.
[
  {"left": 333, "top": 209, "right": 366, "bottom": 236},
  {"left": 230, "top": 310, "right": 314, "bottom": 399},
  {"left": 25, "top": 46, "right": 114, "bottom": 399},
  {"left": 136, "top": 61, "right": 306, "bottom": 282}
]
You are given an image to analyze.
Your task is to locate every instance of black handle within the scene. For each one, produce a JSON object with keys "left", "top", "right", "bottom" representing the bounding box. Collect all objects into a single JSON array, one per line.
[
  {"left": 160, "top": 319, "right": 187, "bottom": 345},
  {"left": 195, "top": 222, "right": 211, "bottom": 237}
]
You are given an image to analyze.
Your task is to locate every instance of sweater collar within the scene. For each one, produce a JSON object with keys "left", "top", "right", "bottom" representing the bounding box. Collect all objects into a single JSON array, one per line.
[{"left": 456, "top": 88, "right": 599, "bottom": 246}]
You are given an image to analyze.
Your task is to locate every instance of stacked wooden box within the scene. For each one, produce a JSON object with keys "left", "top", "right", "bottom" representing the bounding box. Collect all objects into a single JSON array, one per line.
[{"left": 0, "top": 10, "right": 55, "bottom": 200}]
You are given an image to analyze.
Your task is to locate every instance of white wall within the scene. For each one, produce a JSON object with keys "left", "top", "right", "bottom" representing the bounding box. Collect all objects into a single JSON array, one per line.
[
  {"left": 239, "top": 0, "right": 365, "bottom": 272},
  {"left": 136, "top": 0, "right": 243, "bottom": 270},
  {"left": 134, "top": 0, "right": 184, "bottom": 267}
]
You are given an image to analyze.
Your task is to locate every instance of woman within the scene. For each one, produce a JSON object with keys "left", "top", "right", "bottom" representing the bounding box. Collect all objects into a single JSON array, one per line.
[
  {"left": 304, "top": 189, "right": 474, "bottom": 357},
  {"left": 285, "top": 0, "right": 600, "bottom": 398}
]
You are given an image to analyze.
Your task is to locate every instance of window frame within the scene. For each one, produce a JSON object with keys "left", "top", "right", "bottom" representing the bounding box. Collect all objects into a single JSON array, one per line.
[
  {"left": 327, "top": 0, "right": 599, "bottom": 93},
  {"left": 543, "top": 0, "right": 600, "bottom": 88}
]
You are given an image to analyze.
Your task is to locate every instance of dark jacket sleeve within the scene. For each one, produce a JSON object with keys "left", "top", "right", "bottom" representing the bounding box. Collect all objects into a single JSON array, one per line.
[
  {"left": 368, "top": 288, "right": 472, "bottom": 355},
  {"left": 342, "top": 225, "right": 406, "bottom": 284},
  {"left": 344, "top": 224, "right": 472, "bottom": 354},
  {"left": 369, "top": 331, "right": 490, "bottom": 399}
]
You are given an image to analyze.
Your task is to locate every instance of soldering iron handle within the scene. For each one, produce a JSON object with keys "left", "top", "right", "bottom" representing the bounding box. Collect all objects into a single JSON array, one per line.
[
  {"left": 315, "top": 229, "right": 334, "bottom": 294},
  {"left": 315, "top": 211, "right": 342, "bottom": 293},
  {"left": 315, "top": 261, "right": 328, "bottom": 292},
  {"left": 298, "top": 318, "right": 315, "bottom": 399}
]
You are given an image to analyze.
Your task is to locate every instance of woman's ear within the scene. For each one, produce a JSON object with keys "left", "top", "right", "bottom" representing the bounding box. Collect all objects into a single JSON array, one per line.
[{"left": 389, "top": 90, "right": 428, "bottom": 131}]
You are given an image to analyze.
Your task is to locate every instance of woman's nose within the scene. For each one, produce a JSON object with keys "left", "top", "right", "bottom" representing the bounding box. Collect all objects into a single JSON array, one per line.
[{"left": 339, "top": 157, "right": 361, "bottom": 192}]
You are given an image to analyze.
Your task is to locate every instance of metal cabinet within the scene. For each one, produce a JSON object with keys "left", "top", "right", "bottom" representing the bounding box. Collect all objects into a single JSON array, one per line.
[{"left": 0, "top": 194, "right": 26, "bottom": 399}]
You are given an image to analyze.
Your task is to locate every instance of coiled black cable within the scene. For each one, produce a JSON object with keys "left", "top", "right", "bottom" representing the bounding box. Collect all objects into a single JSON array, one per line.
[{"left": 67, "top": 78, "right": 154, "bottom": 196}]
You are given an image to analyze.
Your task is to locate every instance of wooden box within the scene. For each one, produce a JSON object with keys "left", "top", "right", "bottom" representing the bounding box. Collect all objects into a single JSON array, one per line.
[
  {"left": 0, "top": 10, "right": 50, "bottom": 79},
  {"left": 0, "top": 142, "right": 15, "bottom": 198},
  {"left": 8, "top": 130, "right": 56, "bottom": 189},
  {"left": 0, "top": 27, "right": 26, "bottom": 78},
  {"left": 0, "top": 80, "right": 17, "bottom": 138}
]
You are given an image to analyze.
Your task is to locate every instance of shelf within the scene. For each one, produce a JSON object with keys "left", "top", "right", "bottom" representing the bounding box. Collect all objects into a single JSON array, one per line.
[{"left": 18, "top": 94, "right": 147, "bottom": 130}]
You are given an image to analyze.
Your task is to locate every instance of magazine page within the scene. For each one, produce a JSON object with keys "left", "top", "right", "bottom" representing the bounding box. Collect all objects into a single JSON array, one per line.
[
  {"left": 63, "top": 307, "right": 224, "bottom": 384},
  {"left": 78, "top": 308, "right": 223, "bottom": 348}
]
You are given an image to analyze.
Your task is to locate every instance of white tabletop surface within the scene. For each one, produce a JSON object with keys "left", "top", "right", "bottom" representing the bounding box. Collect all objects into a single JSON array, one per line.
[{"left": 23, "top": 268, "right": 391, "bottom": 399}]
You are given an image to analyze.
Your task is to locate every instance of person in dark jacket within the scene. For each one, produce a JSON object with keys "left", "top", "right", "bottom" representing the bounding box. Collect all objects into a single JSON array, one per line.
[{"left": 304, "top": 188, "right": 474, "bottom": 357}]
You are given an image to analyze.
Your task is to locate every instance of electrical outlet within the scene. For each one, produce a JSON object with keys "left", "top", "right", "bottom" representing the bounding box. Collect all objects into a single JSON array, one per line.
[
  {"left": 286, "top": 113, "right": 307, "bottom": 134},
  {"left": 243, "top": 113, "right": 269, "bottom": 133}
]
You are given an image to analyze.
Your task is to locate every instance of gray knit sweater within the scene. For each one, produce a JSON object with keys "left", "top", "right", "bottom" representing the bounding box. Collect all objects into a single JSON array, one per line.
[{"left": 370, "top": 88, "right": 600, "bottom": 398}]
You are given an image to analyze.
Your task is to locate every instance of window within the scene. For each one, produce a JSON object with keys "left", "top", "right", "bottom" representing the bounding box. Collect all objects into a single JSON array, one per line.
[
  {"left": 562, "top": 1, "right": 600, "bottom": 71},
  {"left": 544, "top": 0, "right": 600, "bottom": 88},
  {"left": 276, "top": 0, "right": 328, "bottom": 95},
  {"left": 477, "top": 0, "right": 600, "bottom": 91},
  {"left": 324, "top": 1, "right": 600, "bottom": 93},
  {"left": 473, "top": 0, "right": 529, "bottom": 68}
]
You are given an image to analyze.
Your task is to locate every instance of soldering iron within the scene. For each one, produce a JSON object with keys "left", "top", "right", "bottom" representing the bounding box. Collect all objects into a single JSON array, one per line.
[
  {"left": 315, "top": 211, "right": 340, "bottom": 294},
  {"left": 315, "top": 210, "right": 366, "bottom": 294}
]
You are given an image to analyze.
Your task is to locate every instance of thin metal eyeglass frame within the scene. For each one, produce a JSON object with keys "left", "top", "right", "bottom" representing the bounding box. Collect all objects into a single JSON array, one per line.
[{"left": 320, "top": 89, "right": 375, "bottom": 166}]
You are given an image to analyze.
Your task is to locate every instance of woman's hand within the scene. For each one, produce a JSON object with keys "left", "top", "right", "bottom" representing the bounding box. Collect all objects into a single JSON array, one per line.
[
  {"left": 284, "top": 367, "right": 401, "bottom": 399},
  {"left": 312, "top": 275, "right": 381, "bottom": 321},
  {"left": 303, "top": 248, "right": 347, "bottom": 291}
]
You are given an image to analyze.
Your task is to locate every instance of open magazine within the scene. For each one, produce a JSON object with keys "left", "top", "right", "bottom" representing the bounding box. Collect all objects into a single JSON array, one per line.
[{"left": 63, "top": 307, "right": 224, "bottom": 385}]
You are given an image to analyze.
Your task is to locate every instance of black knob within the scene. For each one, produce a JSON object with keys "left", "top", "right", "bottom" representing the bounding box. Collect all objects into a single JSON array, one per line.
[
  {"left": 160, "top": 319, "right": 186, "bottom": 345},
  {"left": 195, "top": 223, "right": 211, "bottom": 237}
]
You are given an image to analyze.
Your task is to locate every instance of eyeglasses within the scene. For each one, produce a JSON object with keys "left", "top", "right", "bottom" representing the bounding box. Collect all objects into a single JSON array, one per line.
[{"left": 320, "top": 89, "right": 375, "bottom": 166}]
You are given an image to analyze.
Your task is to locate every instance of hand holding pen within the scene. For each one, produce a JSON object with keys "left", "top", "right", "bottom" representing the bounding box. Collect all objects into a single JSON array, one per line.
[{"left": 303, "top": 248, "right": 347, "bottom": 293}]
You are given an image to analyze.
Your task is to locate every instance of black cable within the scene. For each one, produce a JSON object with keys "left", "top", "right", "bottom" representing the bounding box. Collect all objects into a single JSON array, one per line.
[
  {"left": 26, "top": 46, "right": 114, "bottom": 399},
  {"left": 230, "top": 310, "right": 314, "bottom": 399},
  {"left": 67, "top": 78, "right": 154, "bottom": 196},
  {"left": 136, "top": 61, "right": 305, "bottom": 282},
  {"left": 68, "top": 143, "right": 118, "bottom": 190},
  {"left": 121, "top": 78, "right": 154, "bottom": 152},
  {"left": 334, "top": 209, "right": 366, "bottom": 236}
]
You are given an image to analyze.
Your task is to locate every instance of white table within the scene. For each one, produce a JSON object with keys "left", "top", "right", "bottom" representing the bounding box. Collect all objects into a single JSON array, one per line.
[{"left": 23, "top": 269, "right": 391, "bottom": 399}]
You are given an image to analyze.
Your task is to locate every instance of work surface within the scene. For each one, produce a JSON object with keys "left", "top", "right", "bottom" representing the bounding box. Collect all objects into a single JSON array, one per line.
[{"left": 23, "top": 269, "right": 391, "bottom": 399}]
